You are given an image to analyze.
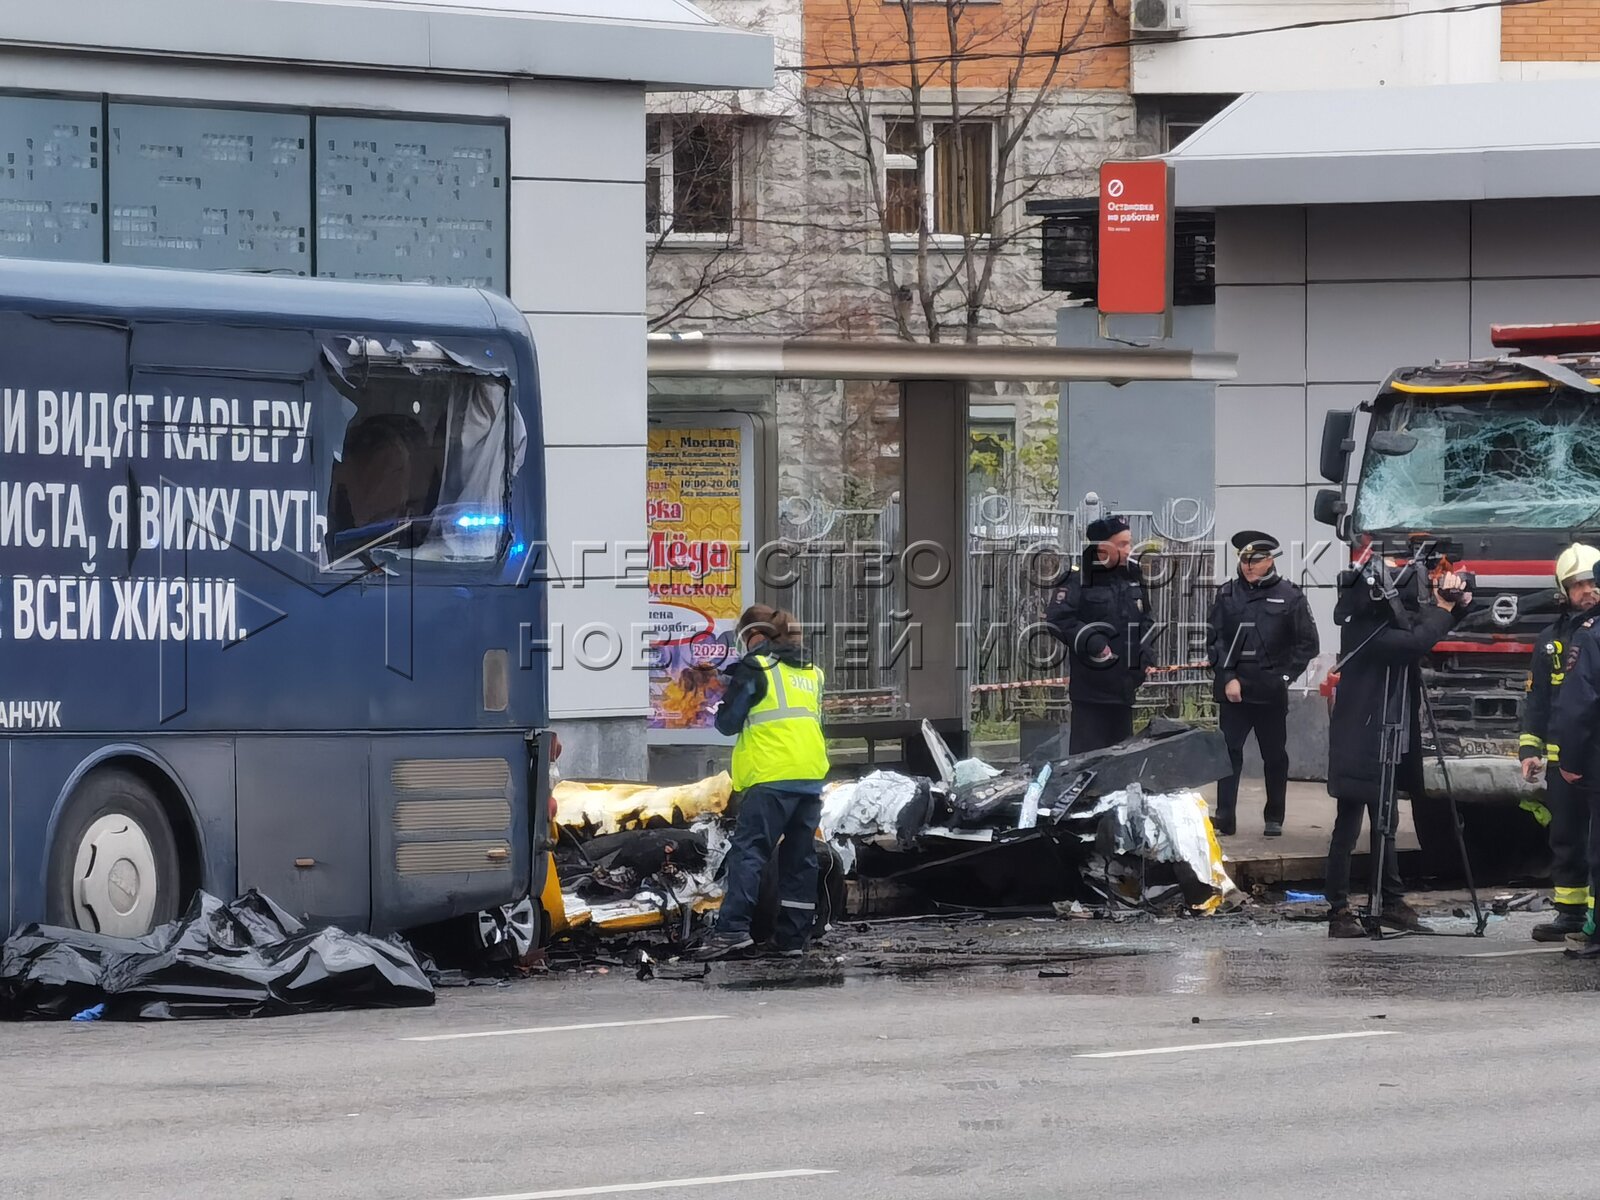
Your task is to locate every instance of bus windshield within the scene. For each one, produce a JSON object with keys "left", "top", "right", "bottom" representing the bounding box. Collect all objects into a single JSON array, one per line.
[
  {"left": 1354, "top": 388, "right": 1600, "bottom": 530},
  {"left": 325, "top": 340, "right": 528, "bottom": 567}
]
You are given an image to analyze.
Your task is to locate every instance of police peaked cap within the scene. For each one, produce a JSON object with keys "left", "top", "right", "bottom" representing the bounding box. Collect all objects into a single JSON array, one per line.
[
  {"left": 1231, "top": 530, "right": 1281, "bottom": 559},
  {"left": 1085, "top": 515, "right": 1130, "bottom": 542}
]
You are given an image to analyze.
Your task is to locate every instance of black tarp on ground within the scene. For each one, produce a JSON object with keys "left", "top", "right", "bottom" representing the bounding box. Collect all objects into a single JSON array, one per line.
[{"left": 0, "top": 890, "right": 434, "bottom": 1020}]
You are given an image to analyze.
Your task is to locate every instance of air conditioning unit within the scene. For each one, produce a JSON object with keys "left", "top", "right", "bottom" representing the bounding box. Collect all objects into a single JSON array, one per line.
[{"left": 1132, "top": 0, "right": 1188, "bottom": 35}]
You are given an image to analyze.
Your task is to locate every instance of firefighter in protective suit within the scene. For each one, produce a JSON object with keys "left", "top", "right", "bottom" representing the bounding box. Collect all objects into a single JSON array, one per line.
[{"left": 1535, "top": 545, "right": 1600, "bottom": 946}]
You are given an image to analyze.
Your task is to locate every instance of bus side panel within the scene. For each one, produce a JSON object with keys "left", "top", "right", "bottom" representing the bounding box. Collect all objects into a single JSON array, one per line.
[
  {"left": 6, "top": 737, "right": 236, "bottom": 928},
  {"left": 2, "top": 739, "right": 11, "bottom": 937},
  {"left": 235, "top": 737, "right": 371, "bottom": 932},
  {"left": 369, "top": 732, "right": 530, "bottom": 935}
]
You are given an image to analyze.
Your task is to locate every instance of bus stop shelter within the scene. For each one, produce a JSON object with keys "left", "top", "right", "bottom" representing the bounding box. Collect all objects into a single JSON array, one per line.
[{"left": 645, "top": 336, "right": 1236, "bottom": 776}]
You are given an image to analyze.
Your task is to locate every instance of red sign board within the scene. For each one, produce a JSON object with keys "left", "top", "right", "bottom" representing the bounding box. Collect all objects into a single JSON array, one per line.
[{"left": 1096, "top": 160, "right": 1174, "bottom": 318}]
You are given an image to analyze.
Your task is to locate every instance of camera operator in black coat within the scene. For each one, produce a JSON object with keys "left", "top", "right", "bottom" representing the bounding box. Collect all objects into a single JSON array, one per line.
[{"left": 1324, "top": 556, "right": 1470, "bottom": 938}]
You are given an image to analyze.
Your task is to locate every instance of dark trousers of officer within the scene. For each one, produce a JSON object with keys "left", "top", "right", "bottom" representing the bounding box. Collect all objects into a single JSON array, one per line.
[
  {"left": 1069, "top": 702, "right": 1134, "bottom": 755},
  {"left": 1583, "top": 782, "right": 1600, "bottom": 931},
  {"left": 1547, "top": 771, "right": 1592, "bottom": 912},
  {"left": 717, "top": 783, "right": 823, "bottom": 948},
  {"left": 1215, "top": 702, "right": 1290, "bottom": 826},
  {"left": 1325, "top": 789, "right": 1406, "bottom": 913}
]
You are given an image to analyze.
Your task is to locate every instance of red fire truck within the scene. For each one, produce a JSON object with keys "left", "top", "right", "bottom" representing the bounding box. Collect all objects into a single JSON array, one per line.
[{"left": 1314, "top": 321, "right": 1600, "bottom": 870}]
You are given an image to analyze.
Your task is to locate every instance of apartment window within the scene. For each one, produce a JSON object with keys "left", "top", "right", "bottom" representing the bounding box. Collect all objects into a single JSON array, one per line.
[
  {"left": 647, "top": 116, "right": 739, "bottom": 239},
  {"left": 1163, "top": 118, "right": 1207, "bottom": 152},
  {"left": 968, "top": 416, "right": 1016, "bottom": 497},
  {"left": 883, "top": 119, "right": 993, "bottom": 238}
]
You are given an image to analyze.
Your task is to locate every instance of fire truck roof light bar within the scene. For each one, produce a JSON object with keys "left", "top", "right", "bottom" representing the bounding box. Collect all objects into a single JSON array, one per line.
[{"left": 1489, "top": 322, "right": 1600, "bottom": 355}]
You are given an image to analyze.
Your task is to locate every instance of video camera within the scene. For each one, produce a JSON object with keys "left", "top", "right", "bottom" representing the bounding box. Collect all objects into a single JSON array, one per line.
[{"left": 1336, "top": 535, "right": 1476, "bottom": 615}]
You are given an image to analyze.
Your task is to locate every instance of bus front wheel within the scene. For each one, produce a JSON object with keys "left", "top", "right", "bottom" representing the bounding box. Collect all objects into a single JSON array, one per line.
[{"left": 48, "top": 769, "right": 183, "bottom": 937}]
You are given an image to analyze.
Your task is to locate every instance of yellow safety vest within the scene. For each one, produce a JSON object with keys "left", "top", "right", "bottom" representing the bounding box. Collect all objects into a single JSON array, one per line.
[{"left": 730, "top": 655, "right": 829, "bottom": 791}]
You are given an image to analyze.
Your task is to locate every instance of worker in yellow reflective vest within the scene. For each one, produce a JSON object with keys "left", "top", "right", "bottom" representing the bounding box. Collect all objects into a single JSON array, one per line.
[
  {"left": 1521, "top": 543, "right": 1600, "bottom": 940},
  {"left": 695, "top": 605, "right": 831, "bottom": 961}
]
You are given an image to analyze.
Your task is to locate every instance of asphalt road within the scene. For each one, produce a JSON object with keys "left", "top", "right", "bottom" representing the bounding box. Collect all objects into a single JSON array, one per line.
[{"left": 7, "top": 907, "right": 1600, "bottom": 1200}]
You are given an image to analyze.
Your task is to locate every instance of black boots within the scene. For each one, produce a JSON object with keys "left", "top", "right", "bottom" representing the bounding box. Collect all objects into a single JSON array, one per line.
[
  {"left": 1328, "top": 908, "right": 1365, "bottom": 938},
  {"left": 1379, "top": 900, "right": 1425, "bottom": 933},
  {"left": 1533, "top": 909, "right": 1588, "bottom": 943}
]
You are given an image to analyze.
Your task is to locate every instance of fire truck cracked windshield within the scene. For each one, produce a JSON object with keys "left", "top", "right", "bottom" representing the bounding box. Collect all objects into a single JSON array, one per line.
[{"left": 1356, "top": 390, "right": 1600, "bottom": 530}]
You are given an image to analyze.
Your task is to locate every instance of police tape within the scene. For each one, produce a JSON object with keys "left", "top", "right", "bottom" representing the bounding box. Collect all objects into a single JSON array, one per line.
[{"left": 968, "top": 662, "right": 1211, "bottom": 694}]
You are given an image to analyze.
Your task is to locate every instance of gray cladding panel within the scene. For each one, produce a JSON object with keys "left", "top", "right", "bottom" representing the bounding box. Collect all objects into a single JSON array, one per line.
[
  {"left": 1214, "top": 285, "right": 1306, "bottom": 386},
  {"left": 1472, "top": 198, "right": 1600, "bottom": 278},
  {"left": 0, "top": 96, "right": 103, "bottom": 264},
  {"left": 1214, "top": 207, "right": 1304, "bottom": 286},
  {"left": 1215, "top": 386, "right": 1304, "bottom": 488},
  {"left": 1305, "top": 281, "right": 1470, "bottom": 383},
  {"left": 108, "top": 103, "right": 310, "bottom": 273},
  {"left": 1306, "top": 203, "right": 1469, "bottom": 282},
  {"left": 317, "top": 116, "right": 506, "bottom": 291}
]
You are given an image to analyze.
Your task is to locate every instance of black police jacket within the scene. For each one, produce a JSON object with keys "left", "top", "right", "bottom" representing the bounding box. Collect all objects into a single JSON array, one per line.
[
  {"left": 1045, "top": 551, "right": 1153, "bottom": 706},
  {"left": 1551, "top": 613, "right": 1600, "bottom": 784},
  {"left": 1519, "top": 609, "right": 1584, "bottom": 766},
  {"left": 1207, "top": 572, "right": 1319, "bottom": 706},
  {"left": 1326, "top": 601, "right": 1458, "bottom": 801}
]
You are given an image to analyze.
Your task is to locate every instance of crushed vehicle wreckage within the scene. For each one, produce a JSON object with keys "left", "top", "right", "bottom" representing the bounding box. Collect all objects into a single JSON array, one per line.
[
  {"left": 825, "top": 719, "right": 1243, "bottom": 914},
  {"left": 0, "top": 721, "right": 1245, "bottom": 1016},
  {"left": 542, "top": 718, "right": 1244, "bottom": 961}
]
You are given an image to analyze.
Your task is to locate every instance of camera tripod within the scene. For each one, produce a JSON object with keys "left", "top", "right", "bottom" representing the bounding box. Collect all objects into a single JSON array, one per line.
[
  {"left": 1338, "top": 544, "right": 1488, "bottom": 940},
  {"left": 1362, "top": 657, "right": 1488, "bottom": 939}
]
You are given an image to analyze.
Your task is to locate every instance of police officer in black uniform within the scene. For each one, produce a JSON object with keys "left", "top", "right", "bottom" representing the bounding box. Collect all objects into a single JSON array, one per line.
[
  {"left": 1207, "top": 531, "right": 1320, "bottom": 838},
  {"left": 1518, "top": 543, "right": 1600, "bottom": 941},
  {"left": 1046, "top": 514, "right": 1153, "bottom": 754}
]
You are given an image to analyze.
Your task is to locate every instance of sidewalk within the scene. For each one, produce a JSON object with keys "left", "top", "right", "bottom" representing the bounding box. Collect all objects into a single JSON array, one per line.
[{"left": 1200, "top": 778, "right": 1421, "bottom": 889}]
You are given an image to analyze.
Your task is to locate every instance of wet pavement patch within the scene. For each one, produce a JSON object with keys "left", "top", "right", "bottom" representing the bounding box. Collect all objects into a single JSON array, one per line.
[{"left": 683, "top": 914, "right": 1600, "bottom": 999}]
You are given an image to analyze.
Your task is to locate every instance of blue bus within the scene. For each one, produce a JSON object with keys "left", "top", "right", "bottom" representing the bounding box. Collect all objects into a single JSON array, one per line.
[{"left": 0, "top": 259, "right": 551, "bottom": 952}]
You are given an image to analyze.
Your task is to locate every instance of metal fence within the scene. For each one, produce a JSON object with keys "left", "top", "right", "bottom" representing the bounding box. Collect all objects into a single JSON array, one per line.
[
  {"left": 776, "top": 489, "right": 1220, "bottom": 727},
  {"left": 776, "top": 493, "right": 905, "bottom": 720},
  {"left": 965, "top": 493, "right": 1220, "bottom": 726}
]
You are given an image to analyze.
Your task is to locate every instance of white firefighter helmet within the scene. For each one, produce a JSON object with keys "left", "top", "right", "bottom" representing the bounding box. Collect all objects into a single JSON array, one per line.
[{"left": 1556, "top": 543, "right": 1600, "bottom": 595}]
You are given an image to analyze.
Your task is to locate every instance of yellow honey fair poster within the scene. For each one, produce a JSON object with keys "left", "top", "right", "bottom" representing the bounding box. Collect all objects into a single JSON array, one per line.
[{"left": 647, "top": 426, "right": 745, "bottom": 731}]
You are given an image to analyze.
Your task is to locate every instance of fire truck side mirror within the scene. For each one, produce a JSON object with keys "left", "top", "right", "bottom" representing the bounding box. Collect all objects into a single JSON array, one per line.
[
  {"left": 1313, "top": 488, "right": 1346, "bottom": 529},
  {"left": 1318, "top": 409, "right": 1356, "bottom": 484}
]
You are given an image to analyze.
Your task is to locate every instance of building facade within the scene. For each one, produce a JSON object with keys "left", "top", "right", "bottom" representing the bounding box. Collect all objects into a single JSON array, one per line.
[
  {"left": 0, "top": 0, "right": 771, "bottom": 780},
  {"left": 644, "top": 0, "right": 1158, "bottom": 510}
]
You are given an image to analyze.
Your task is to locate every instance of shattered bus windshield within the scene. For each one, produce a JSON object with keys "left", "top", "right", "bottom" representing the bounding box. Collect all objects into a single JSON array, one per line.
[
  {"left": 1354, "top": 389, "right": 1600, "bottom": 531},
  {"left": 324, "top": 339, "right": 528, "bottom": 566}
]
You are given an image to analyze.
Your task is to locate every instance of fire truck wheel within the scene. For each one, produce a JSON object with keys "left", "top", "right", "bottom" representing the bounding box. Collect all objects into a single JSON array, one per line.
[{"left": 47, "top": 768, "right": 183, "bottom": 937}]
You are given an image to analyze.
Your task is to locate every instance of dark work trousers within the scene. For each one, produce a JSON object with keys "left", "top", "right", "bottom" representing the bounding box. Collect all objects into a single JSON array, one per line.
[
  {"left": 1546, "top": 771, "right": 1592, "bottom": 912},
  {"left": 1069, "top": 702, "right": 1135, "bottom": 755},
  {"left": 1584, "top": 784, "right": 1600, "bottom": 929},
  {"left": 1325, "top": 790, "right": 1406, "bottom": 913},
  {"left": 716, "top": 783, "right": 824, "bottom": 947},
  {"left": 1215, "top": 701, "right": 1291, "bottom": 826}
]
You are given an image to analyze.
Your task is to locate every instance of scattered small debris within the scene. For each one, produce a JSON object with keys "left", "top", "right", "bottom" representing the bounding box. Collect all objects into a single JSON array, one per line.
[
  {"left": 1037, "top": 968, "right": 1072, "bottom": 979},
  {"left": 1191, "top": 1016, "right": 1200, "bottom": 1024}
]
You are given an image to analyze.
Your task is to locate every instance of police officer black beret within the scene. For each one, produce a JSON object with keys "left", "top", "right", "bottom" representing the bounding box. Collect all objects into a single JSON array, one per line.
[
  {"left": 1231, "top": 530, "right": 1280, "bottom": 559},
  {"left": 1086, "top": 514, "right": 1130, "bottom": 542}
]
